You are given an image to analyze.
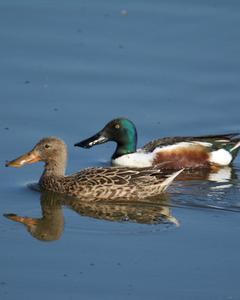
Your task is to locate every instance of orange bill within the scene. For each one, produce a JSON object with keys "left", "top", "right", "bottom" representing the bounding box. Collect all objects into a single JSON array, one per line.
[
  {"left": 5, "top": 150, "right": 41, "bottom": 168},
  {"left": 4, "top": 214, "right": 38, "bottom": 226}
]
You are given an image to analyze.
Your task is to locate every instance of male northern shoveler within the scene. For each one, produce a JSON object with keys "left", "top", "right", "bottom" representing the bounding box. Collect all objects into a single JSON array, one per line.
[
  {"left": 74, "top": 118, "right": 240, "bottom": 170},
  {"left": 5, "top": 137, "right": 182, "bottom": 200}
]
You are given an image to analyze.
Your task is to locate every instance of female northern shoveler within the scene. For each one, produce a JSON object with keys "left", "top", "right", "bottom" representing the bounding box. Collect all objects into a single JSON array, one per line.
[
  {"left": 5, "top": 137, "right": 182, "bottom": 200},
  {"left": 74, "top": 118, "right": 240, "bottom": 170}
]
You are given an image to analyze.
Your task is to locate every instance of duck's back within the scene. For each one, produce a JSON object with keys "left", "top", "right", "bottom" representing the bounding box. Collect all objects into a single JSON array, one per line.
[{"left": 40, "top": 167, "right": 181, "bottom": 200}]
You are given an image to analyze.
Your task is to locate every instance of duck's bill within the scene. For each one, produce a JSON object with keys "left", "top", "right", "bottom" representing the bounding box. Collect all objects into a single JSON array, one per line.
[
  {"left": 5, "top": 150, "right": 41, "bottom": 168},
  {"left": 74, "top": 131, "right": 109, "bottom": 148},
  {"left": 4, "top": 214, "right": 38, "bottom": 226}
]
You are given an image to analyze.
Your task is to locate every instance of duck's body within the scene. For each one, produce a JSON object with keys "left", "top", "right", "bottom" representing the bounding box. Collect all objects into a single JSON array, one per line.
[
  {"left": 39, "top": 165, "right": 182, "bottom": 200},
  {"left": 6, "top": 137, "right": 181, "bottom": 200},
  {"left": 75, "top": 118, "right": 240, "bottom": 170},
  {"left": 113, "top": 139, "right": 235, "bottom": 169}
]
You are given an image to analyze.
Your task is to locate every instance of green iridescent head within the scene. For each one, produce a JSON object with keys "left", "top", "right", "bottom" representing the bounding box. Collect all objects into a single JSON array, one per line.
[{"left": 75, "top": 118, "right": 137, "bottom": 159}]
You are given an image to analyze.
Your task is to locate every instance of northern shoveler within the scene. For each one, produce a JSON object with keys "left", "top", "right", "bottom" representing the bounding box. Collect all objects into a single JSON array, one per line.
[
  {"left": 74, "top": 118, "right": 240, "bottom": 170},
  {"left": 5, "top": 137, "right": 182, "bottom": 200}
]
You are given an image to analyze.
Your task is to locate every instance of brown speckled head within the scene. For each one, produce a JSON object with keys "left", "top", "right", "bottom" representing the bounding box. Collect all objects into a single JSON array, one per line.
[{"left": 6, "top": 137, "right": 68, "bottom": 176}]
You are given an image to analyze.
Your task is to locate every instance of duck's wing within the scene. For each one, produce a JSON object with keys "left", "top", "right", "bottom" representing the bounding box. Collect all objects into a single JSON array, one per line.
[
  {"left": 63, "top": 167, "right": 182, "bottom": 199},
  {"left": 71, "top": 167, "right": 173, "bottom": 186},
  {"left": 143, "top": 133, "right": 240, "bottom": 152},
  {"left": 71, "top": 167, "right": 182, "bottom": 190}
]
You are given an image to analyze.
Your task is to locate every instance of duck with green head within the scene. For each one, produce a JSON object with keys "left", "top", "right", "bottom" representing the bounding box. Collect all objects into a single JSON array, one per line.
[
  {"left": 76, "top": 118, "right": 137, "bottom": 160},
  {"left": 74, "top": 118, "right": 240, "bottom": 170}
]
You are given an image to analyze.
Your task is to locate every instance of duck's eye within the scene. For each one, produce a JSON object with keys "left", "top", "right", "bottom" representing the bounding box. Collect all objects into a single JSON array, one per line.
[
  {"left": 44, "top": 144, "right": 50, "bottom": 149},
  {"left": 115, "top": 124, "right": 120, "bottom": 129}
]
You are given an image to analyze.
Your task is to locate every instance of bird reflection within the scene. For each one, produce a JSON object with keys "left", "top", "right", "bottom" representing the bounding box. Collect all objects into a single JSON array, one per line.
[
  {"left": 64, "top": 194, "right": 179, "bottom": 225},
  {"left": 4, "top": 191, "right": 179, "bottom": 242},
  {"left": 177, "top": 166, "right": 237, "bottom": 184},
  {"left": 4, "top": 166, "right": 238, "bottom": 242},
  {"left": 4, "top": 191, "right": 64, "bottom": 241},
  {"left": 171, "top": 166, "right": 240, "bottom": 212}
]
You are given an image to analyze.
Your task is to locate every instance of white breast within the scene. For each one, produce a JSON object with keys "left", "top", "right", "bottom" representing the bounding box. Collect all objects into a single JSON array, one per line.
[{"left": 112, "top": 152, "right": 154, "bottom": 168}]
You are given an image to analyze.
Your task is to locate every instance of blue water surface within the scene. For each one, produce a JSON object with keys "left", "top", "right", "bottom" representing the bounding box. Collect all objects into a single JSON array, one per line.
[{"left": 1, "top": 1, "right": 240, "bottom": 299}]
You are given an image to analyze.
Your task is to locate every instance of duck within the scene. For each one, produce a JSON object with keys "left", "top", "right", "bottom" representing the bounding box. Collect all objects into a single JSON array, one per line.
[
  {"left": 5, "top": 137, "right": 182, "bottom": 200},
  {"left": 74, "top": 118, "right": 240, "bottom": 170}
]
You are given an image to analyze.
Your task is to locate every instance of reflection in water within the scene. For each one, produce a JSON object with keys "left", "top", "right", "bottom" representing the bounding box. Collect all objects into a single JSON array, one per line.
[
  {"left": 4, "top": 167, "right": 239, "bottom": 241},
  {"left": 173, "top": 167, "right": 240, "bottom": 212},
  {"left": 177, "top": 166, "right": 237, "bottom": 184},
  {"left": 64, "top": 194, "right": 179, "bottom": 226},
  {"left": 4, "top": 192, "right": 64, "bottom": 241},
  {"left": 4, "top": 191, "right": 179, "bottom": 242}
]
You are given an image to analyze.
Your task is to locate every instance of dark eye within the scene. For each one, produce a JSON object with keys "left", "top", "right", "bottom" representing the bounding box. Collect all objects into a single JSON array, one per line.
[{"left": 44, "top": 144, "right": 50, "bottom": 149}]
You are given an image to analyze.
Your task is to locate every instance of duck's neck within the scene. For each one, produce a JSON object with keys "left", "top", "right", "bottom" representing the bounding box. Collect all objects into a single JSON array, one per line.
[
  {"left": 112, "top": 119, "right": 138, "bottom": 159},
  {"left": 40, "top": 155, "right": 67, "bottom": 182},
  {"left": 112, "top": 140, "right": 137, "bottom": 159}
]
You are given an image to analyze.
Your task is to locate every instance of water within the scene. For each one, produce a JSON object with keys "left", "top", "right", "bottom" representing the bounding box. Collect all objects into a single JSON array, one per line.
[{"left": 1, "top": 0, "right": 240, "bottom": 299}]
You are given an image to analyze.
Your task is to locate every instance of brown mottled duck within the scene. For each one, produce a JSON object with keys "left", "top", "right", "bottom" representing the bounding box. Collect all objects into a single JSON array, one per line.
[{"left": 5, "top": 137, "right": 182, "bottom": 200}]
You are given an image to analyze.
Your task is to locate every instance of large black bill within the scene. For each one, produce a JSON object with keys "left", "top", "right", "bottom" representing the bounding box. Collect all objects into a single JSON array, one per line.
[{"left": 74, "top": 131, "right": 109, "bottom": 148}]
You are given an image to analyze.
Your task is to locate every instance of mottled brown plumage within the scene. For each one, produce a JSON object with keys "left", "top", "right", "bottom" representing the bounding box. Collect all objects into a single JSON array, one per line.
[{"left": 6, "top": 137, "right": 182, "bottom": 200}]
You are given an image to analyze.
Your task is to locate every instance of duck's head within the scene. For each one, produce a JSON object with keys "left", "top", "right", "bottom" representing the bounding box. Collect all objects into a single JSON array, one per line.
[
  {"left": 74, "top": 118, "right": 137, "bottom": 158},
  {"left": 6, "top": 137, "right": 67, "bottom": 173}
]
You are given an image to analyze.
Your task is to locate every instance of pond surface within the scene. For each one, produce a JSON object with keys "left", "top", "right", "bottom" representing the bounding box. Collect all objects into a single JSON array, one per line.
[{"left": 1, "top": 0, "right": 240, "bottom": 299}]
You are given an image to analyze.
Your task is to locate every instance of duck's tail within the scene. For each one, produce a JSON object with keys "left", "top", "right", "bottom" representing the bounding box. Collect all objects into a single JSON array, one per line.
[
  {"left": 160, "top": 169, "right": 184, "bottom": 192},
  {"left": 230, "top": 140, "right": 240, "bottom": 153},
  {"left": 227, "top": 138, "right": 240, "bottom": 162}
]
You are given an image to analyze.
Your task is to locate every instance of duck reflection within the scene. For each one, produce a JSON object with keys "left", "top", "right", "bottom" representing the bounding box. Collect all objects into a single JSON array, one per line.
[
  {"left": 4, "top": 191, "right": 179, "bottom": 242},
  {"left": 177, "top": 166, "right": 237, "bottom": 184},
  {"left": 171, "top": 166, "right": 240, "bottom": 212},
  {"left": 64, "top": 194, "right": 179, "bottom": 226},
  {"left": 4, "top": 191, "right": 64, "bottom": 241},
  {"left": 5, "top": 167, "right": 238, "bottom": 242}
]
